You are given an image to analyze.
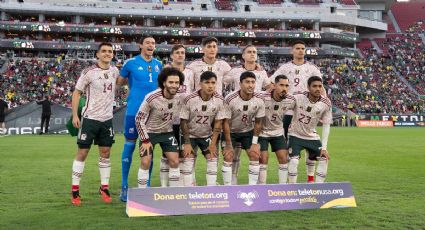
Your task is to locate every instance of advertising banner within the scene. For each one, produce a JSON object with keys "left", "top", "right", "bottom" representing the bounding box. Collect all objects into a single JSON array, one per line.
[
  {"left": 355, "top": 120, "right": 393, "bottom": 127},
  {"left": 126, "top": 183, "right": 356, "bottom": 217}
]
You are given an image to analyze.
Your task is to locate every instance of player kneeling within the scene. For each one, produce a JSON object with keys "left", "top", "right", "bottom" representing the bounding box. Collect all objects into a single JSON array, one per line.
[
  {"left": 180, "top": 71, "right": 228, "bottom": 186},
  {"left": 135, "top": 67, "right": 184, "bottom": 188},
  {"left": 287, "top": 76, "right": 332, "bottom": 184},
  {"left": 258, "top": 75, "right": 296, "bottom": 184}
]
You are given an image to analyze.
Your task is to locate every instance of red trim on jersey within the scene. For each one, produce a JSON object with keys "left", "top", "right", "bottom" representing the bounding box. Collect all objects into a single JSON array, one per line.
[
  {"left": 184, "top": 91, "right": 199, "bottom": 105},
  {"left": 81, "top": 87, "right": 90, "bottom": 118},
  {"left": 225, "top": 91, "right": 239, "bottom": 104},
  {"left": 146, "top": 91, "right": 163, "bottom": 103},
  {"left": 81, "top": 65, "right": 98, "bottom": 76}
]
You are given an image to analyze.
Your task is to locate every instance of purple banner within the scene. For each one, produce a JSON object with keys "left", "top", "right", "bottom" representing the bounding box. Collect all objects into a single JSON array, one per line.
[{"left": 126, "top": 182, "right": 356, "bottom": 217}]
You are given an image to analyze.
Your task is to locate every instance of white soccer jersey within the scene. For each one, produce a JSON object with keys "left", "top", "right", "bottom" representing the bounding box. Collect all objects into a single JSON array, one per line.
[
  {"left": 135, "top": 89, "right": 181, "bottom": 141},
  {"left": 173, "top": 68, "right": 196, "bottom": 125},
  {"left": 75, "top": 64, "right": 119, "bottom": 122},
  {"left": 261, "top": 92, "right": 296, "bottom": 137},
  {"left": 186, "top": 58, "right": 232, "bottom": 96},
  {"left": 180, "top": 91, "right": 226, "bottom": 138},
  {"left": 224, "top": 91, "right": 266, "bottom": 133},
  {"left": 270, "top": 61, "right": 322, "bottom": 95},
  {"left": 223, "top": 66, "right": 270, "bottom": 93},
  {"left": 288, "top": 92, "right": 332, "bottom": 140}
]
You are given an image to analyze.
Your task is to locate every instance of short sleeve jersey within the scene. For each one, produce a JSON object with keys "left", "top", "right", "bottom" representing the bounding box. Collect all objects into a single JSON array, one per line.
[
  {"left": 260, "top": 92, "right": 296, "bottom": 137},
  {"left": 180, "top": 91, "right": 226, "bottom": 138},
  {"left": 288, "top": 92, "right": 332, "bottom": 140},
  {"left": 224, "top": 91, "right": 266, "bottom": 133},
  {"left": 186, "top": 59, "right": 231, "bottom": 96},
  {"left": 75, "top": 64, "right": 119, "bottom": 122}
]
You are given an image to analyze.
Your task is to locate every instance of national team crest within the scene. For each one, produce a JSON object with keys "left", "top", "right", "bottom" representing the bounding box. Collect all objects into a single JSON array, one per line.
[
  {"left": 148, "top": 66, "right": 152, "bottom": 73},
  {"left": 295, "top": 69, "right": 300, "bottom": 75},
  {"left": 168, "top": 103, "right": 173, "bottom": 109},
  {"left": 274, "top": 105, "right": 279, "bottom": 110},
  {"left": 243, "top": 105, "right": 248, "bottom": 111},
  {"left": 104, "top": 73, "right": 109, "bottom": 79},
  {"left": 155, "top": 65, "right": 159, "bottom": 72},
  {"left": 202, "top": 105, "right": 207, "bottom": 111},
  {"left": 306, "top": 106, "right": 312, "bottom": 112},
  {"left": 208, "top": 66, "right": 213, "bottom": 72}
]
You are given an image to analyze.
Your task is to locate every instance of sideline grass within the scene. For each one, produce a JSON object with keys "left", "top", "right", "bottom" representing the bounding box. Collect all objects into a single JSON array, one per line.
[{"left": 1, "top": 127, "right": 424, "bottom": 229}]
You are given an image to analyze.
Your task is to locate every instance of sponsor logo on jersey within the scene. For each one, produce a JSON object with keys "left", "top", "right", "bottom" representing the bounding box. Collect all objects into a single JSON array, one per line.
[
  {"left": 129, "top": 128, "right": 134, "bottom": 134},
  {"left": 138, "top": 66, "right": 143, "bottom": 71},
  {"left": 237, "top": 190, "right": 259, "bottom": 206}
]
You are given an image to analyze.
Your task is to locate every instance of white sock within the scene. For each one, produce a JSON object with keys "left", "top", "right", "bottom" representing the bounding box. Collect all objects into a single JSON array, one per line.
[
  {"left": 258, "top": 164, "right": 268, "bottom": 184},
  {"left": 306, "top": 156, "right": 316, "bottom": 177},
  {"left": 182, "top": 158, "right": 195, "bottom": 187},
  {"left": 231, "top": 145, "right": 242, "bottom": 185},
  {"left": 160, "top": 157, "right": 169, "bottom": 187},
  {"left": 98, "top": 157, "right": 111, "bottom": 186},
  {"left": 315, "top": 157, "right": 329, "bottom": 183},
  {"left": 278, "top": 163, "right": 289, "bottom": 184},
  {"left": 178, "top": 158, "right": 185, "bottom": 187},
  {"left": 137, "top": 168, "right": 149, "bottom": 188},
  {"left": 206, "top": 158, "right": 218, "bottom": 186},
  {"left": 169, "top": 167, "right": 181, "bottom": 187},
  {"left": 248, "top": 161, "right": 260, "bottom": 185},
  {"left": 288, "top": 157, "right": 300, "bottom": 184},
  {"left": 72, "top": 160, "right": 85, "bottom": 186},
  {"left": 222, "top": 161, "right": 232, "bottom": 185}
]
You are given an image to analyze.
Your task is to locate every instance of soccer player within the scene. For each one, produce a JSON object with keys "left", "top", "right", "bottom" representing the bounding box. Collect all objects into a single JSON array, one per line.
[
  {"left": 187, "top": 36, "right": 231, "bottom": 96},
  {"left": 180, "top": 71, "right": 229, "bottom": 186},
  {"left": 270, "top": 40, "right": 325, "bottom": 183},
  {"left": 186, "top": 36, "right": 232, "bottom": 184},
  {"left": 287, "top": 76, "right": 332, "bottom": 184},
  {"left": 223, "top": 71, "right": 265, "bottom": 185},
  {"left": 223, "top": 45, "right": 272, "bottom": 185},
  {"left": 118, "top": 36, "right": 162, "bottom": 201},
  {"left": 160, "top": 44, "right": 195, "bottom": 187},
  {"left": 135, "top": 67, "right": 184, "bottom": 188},
  {"left": 70, "top": 42, "right": 119, "bottom": 206},
  {"left": 258, "top": 75, "right": 296, "bottom": 184}
]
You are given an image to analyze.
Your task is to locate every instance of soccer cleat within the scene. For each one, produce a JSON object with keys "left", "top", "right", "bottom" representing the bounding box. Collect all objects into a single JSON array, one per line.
[
  {"left": 99, "top": 186, "right": 112, "bottom": 203},
  {"left": 308, "top": 175, "right": 315, "bottom": 183},
  {"left": 119, "top": 186, "right": 128, "bottom": 202},
  {"left": 71, "top": 190, "right": 81, "bottom": 206}
]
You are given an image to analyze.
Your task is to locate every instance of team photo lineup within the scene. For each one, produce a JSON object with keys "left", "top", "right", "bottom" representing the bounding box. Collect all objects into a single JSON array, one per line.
[
  {"left": 1, "top": 0, "right": 424, "bottom": 228},
  {"left": 69, "top": 37, "right": 333, "bottom": 205}
]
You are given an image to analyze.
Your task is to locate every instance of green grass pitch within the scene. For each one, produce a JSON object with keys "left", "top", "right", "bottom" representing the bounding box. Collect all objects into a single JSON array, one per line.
[{"left": 1, "top": 127, "right": 424, "bottom": 229}]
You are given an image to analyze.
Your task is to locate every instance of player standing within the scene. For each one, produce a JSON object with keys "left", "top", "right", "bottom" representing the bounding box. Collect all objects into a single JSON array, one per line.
[
  {"left": 223, "top": 44, "right": 272, "bottom": 185},
  {"left": 119, "top": 36, "right": 162, "bottom": 201},
  {"left": 270, "top": 40, "right": 325, "bottom": 183},
  {"left": 287, "top": 76, "right": 332, "bottom": 184},
  {"left": 135, "top": 67, "right": 184, "bottom": 188},
  {"left": 223, "top": 71, "right": 265, "bottom": 185},
  {"left": 180, "top": 71, "right": 229, "bottom": 186},
  {"left": 70, "top": 43, "right": 119, "bottom": 205},
  {"left": 258, "top": 75, "right": 296, "bottom": 184}
]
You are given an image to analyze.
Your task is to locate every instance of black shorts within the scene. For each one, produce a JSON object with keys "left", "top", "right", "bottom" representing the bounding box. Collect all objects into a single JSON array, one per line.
[
  {"left": 77, "top": 118, "right": 115, "bottom": 149},
  {"left": 0, "top": 115, "right": 5, "bottom": 123},
  {"left": 230, "top": 130, "right": 254, "bottom": 150},
  {"left": 259, "top": 135, "right": 288, "bottom": 152},
  {"left": 190, "top": 137, "right": 212, "bottom": 156},
  {"left": 288, "top": 135, "right": 322, "bottom": 160}
]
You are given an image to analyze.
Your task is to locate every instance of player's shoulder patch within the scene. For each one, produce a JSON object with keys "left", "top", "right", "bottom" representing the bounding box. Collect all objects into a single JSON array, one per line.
[{"left": 145, "top": 89, "right": 163, "bottom": 103}]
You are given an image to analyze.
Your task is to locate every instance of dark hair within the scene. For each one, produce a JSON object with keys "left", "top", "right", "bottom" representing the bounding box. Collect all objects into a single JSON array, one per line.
[
  {"left": 240, "top": 71, "right": 256, "bottom": 82},
  {"left": 200, "top": 71, "right": 217, "bottom": 82},
  {"left": 171, "top": 44, "right": 185, "bottom": 54},
  {"left": 307, "top": 76, "right": 322, "bottom": 86},
  {"left": 274, "top": 75, "right": 288, "bottom": 83},
  {"left": 290, "top": 40, "right": 306, "bottom": 47},
  {"left": 140, "top": 35, "right": 155, "bottom": 44},
  {"left": 158, "top": 67, "right": 185, "bottom": 90},
  {"left": 242, "top": 45, "right": 256, "bottom": 54},
  {"left": 201, "top": 37, "right": 218, "bottom": 47},
  {"left": 97, "top": 42, "right": 113, "bottom": 52}
]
